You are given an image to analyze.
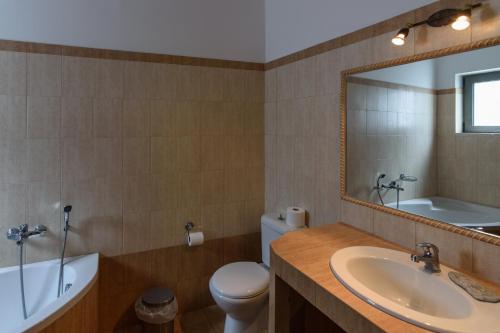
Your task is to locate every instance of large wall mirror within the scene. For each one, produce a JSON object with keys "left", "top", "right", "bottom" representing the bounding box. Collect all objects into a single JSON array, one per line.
[{"left": 344, "top": 43, "right": 500, "bottom": 239}]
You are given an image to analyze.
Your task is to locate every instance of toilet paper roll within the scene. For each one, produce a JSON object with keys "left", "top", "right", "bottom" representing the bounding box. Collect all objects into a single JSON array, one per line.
[
  {"left": 286, "top": 207, "right": 306, "bottom": 228},
  {"left": 187, "top": 231, "right": 204, "bottom": 247}
]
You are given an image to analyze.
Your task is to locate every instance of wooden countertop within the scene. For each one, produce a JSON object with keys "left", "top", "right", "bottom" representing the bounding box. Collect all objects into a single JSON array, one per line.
[{"left": 270, "top": 223, "right": 499, "bottom": 333}]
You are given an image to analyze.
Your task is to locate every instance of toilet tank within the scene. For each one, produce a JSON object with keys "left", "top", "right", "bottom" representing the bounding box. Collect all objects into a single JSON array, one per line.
[{"left": 261, "top": 214, "right": 299, "bottom": 267}]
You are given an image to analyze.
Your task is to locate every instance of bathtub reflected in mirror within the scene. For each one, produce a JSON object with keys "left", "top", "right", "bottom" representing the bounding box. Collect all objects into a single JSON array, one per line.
[{"left": 345, "top": 44, "right": 500, "bottom": 238}]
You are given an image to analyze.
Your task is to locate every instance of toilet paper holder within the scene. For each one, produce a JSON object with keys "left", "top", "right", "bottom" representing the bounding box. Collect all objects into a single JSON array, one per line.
[{"left": 185, "top": 222, "right": 195, "bottom": 237}]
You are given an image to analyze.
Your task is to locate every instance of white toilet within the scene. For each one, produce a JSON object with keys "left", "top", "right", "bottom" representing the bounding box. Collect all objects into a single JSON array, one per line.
[{"left": 209, "top": 214, "right": 299, "bottom": 333}]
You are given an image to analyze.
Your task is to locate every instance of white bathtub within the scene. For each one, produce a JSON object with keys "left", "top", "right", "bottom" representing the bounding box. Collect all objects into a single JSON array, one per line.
[
  {"left": 387, "top": 196, "right": 500, "bottom": 229},
  {"left": 0, "top": 253, "right": 98, "bottom": 333}
]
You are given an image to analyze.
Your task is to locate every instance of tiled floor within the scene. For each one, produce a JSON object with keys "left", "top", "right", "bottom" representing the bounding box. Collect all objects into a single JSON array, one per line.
[{"left": 177, "top": 305, "right": 225, "bottom": 333}]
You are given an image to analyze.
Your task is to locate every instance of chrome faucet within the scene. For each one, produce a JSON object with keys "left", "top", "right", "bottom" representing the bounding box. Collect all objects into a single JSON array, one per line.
[
  {"left": 411, "top": 242, "right": 441, "bottom": 273},
  {"left": 7, "top": 224, "right": 48, "bottom": 244}
]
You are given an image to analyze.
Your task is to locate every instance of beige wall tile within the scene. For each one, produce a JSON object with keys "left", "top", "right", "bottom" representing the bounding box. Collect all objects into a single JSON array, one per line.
[
  {"left": 224, "top": 168, "right": 246, "bottom": 203},
  {"left": 95, "top": 137, "right": 122, "bottom": 178},
  {"left": 265, "top": 68, "right": 277, "bottom": 102},
  {"left": 201, "top": 135, "right": 224, "bottom": 171},
  {"left": 294, "top": 57, "right": 315, "bottom": 98},
  {"left": 62, "top": 138, "right": 95, "bottom": 182},
  {"left": 151, "top": 100, "right": 176, "bottom": 137},
  {"left": 0, "top": 138, "right": 28, "bottom": 184},
  {"left": 93, "top": 98, "right": 122, "bottom": 138},
  {"left": 472, "top": 239, "right": 500, "bottom": 284},
  {"left": 0, "top": 95, "right": 27, "bottom": 139},
  {"left": 28, "top": 139, "right": 60, "bottom": 183},
  {"left": 28, "top": 53, "right": 61, "bottom": 97},
  {"left": 223, "top": 201, "right": 245, "bottom": 237},
  {"left": 0, "top": 51, "right": 26, "bottom": 95},
  {"left": 472, "top": 0, "right": 500, "bottom": 42},
  {"left": 314, "top": 49, "right": 339, "bottom": 96},
  {"left": 276, "top": 63, "right": 296, "bottom": 101},
  {"left": 201, "top": 170, "right": 224, "bottom": 205},
  {"left": 123, "top": 175, "right": 151, "bottom": 213},
  {"left": 150, "top": 173, "right": 178, "bottom": 211},
  {"left": 27, "top": 96, "right": 61, "bottom": 139},
  {"left": 177, "top": 136, "right": 201, "bottom": 172},
  {"left": 151, "top": 137, "right": 177, "bottom": 175},
  {"left": 95, "top": 176, "right": 123, "bottom": 216},
  {"left": 123, "top": 61, "right": 151, "bottom": 99},
  {"left": 177, "top": 65, "right": 201, "bottom": 101},
  {"left": 201, "top": 204, "right": 224, "bottom": 240},
  {"left": 200, "top": 67, "right": 224, "bottom": 101},
  {"left": 223, "top": 102, "right": 244, "bottom": 136},
  {"left": 178, "top": 172, "right": 201, "bottom": 207},
  {"left": 0, "top": 183, "right": 27, "bottom": 227},
  {"left": 123, "top": 137, "right": 150, "bottom": 177},
  {"left": 62, "top": 56, "right": 96, "bottom": 97},
  {"left": 176, "top": 101, "right": 200, "bottom": 136},
  {"left": 223, "top": 69, "right": 247, "bottom": 102},
  {"left": 90, "top": 215, "right": 123, "bottom": 256},
  {"left": 62, "top": 96, "right": 93, "bottom": 138},
  {"left": 123, "top": 99, "right": 150, "bottom": 138},
  {"left": 96, "top": 59, "right": 124, "bottom": 98},
  {"left": 123, "top": 211, "right": 151, "bottom": 254},
  {"left": 201, "top": 101, "right": 225, "bottom": 136},
  {"left": 373, "top": 211, "right": 415, "bottom": 250},
  {"left": 150, "top": 209, "right": 176, "bottom": 249},
  {"left": 415, "top": 223, "right": 473, "bottom": 271},
  {"left": 149, "top": 63, "right": 177, "bottom": 100},
  {"left": 341, "top": 200, "right": 373, "bottom": 233}
]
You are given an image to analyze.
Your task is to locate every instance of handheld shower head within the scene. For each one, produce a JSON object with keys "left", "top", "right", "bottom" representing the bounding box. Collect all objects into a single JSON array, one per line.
[{"left": 63, "top": 205, "right": 72, "bottom": 230}]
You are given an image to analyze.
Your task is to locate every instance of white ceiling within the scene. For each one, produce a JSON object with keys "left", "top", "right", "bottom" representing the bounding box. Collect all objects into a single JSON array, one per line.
[
  {"left": 265, "top": 0, "right": 435, "bottom": 61},
  {"left": 0, "top": 0, "right": 436, "bottom": 62}
]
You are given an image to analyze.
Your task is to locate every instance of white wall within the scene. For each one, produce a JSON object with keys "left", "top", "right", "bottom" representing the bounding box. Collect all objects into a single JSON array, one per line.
[
  {"left": 0, "top": 0, "right": 265, "bottom": 62},
  {"left": 265, "top": 0, "right": 434, "bottom": 61},
  {"left": 354, "top": 60, "right": 437, "bottom": 89},
  {"left": 353, "top": 45, "right": 500, "bottom": 90}
]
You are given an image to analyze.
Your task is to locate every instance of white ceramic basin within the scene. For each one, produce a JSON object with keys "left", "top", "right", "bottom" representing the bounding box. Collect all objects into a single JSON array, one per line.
[{"left": 330, "top": 246, "right": 500, "bottom": 333}]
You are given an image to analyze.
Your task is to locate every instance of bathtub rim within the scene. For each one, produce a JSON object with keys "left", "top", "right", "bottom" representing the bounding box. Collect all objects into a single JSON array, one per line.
[{"left": 1, "top": 253, "right": 99, "bottom": 333}]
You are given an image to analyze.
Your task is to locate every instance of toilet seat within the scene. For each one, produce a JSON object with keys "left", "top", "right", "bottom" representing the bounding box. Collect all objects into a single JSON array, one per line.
[{"left": 210, "top": 262, "right": 269, "bottom": 299}]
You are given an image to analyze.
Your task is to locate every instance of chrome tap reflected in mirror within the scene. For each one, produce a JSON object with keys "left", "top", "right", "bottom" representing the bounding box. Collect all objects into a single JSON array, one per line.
[{"left": 345, "top": 43, "right": 500, "bottom": 238}]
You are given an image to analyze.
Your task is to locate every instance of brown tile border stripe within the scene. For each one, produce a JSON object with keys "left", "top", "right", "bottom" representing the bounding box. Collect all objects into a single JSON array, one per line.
[
  {"left": 347, "top": 76, "right": 436, "bottom": 94},
  {"left": 339, "top": 36, "right": 500, "bottom": 247},
  {"left": 0, "top": 39, "right": 264, "bottom": 71},
  {"left": 436, "top": 87, "right": 462, "bottom": 95}
]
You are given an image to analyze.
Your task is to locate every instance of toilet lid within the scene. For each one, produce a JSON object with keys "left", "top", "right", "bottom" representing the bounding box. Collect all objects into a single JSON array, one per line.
[{"left": 211, "top": 262, "right": 269, "bottom": 299}]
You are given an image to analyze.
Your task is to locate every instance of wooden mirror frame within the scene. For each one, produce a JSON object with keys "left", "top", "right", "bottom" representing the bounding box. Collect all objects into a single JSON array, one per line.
[{"left": 339, "top": 36, "right": 500, "bottom": 246}]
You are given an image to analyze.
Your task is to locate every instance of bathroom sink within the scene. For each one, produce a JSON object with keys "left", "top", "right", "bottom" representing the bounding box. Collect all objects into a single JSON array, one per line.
[{"left": 330, "top": 246, "right": 500, "bottom": 333}]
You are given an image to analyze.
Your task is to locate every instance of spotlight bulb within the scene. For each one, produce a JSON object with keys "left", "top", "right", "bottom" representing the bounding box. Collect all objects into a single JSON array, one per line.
[
  {"left": 391, "top": 28, "right": 409, "bottom": 46},
  {"left": 451, "top": 14, "right": 470, "bottom": 31}
]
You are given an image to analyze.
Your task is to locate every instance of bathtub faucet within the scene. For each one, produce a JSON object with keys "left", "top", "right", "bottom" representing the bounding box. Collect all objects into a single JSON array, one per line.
[{"left": 6, "top": 224, "right": 48, "bottom": 244}]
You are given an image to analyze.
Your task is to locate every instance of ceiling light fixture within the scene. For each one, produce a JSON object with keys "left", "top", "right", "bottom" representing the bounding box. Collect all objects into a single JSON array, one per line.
[
  {"left": 391, "top": 3, "right": 481, "bottom": 46},
  {"left": 391, "top": 27, "right": 410, "bottom": 46}
]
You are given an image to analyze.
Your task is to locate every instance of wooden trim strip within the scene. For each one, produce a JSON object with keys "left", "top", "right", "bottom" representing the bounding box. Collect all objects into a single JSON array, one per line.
[
  {"left": 347, "top": 76, "right": 436, "bottom": 94},
  {"left": 340, "top": 36, "right": 500, "bottom": 247},
  {"left": 436, "top": 87, "right": 462, "bottom": 95},
  {"left": 0, "top": 39, "right": 265, "bottom": 71}
]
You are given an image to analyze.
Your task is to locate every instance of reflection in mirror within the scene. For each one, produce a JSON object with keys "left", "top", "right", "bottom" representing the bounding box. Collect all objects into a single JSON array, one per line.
[{"left": 346, "top": 45, "right": 500, "bottom": 238}]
